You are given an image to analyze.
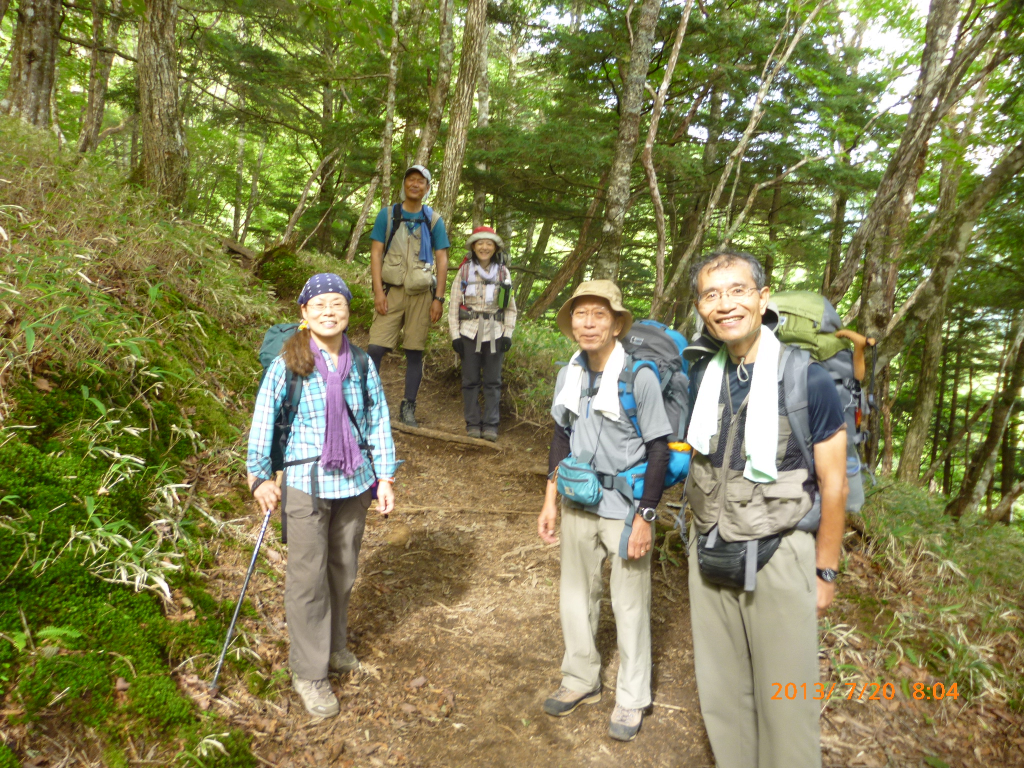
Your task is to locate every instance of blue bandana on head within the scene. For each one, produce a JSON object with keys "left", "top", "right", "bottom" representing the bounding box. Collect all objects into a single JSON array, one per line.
[{"left": 297, "top": 273, "right": 352, "bottom": 306}]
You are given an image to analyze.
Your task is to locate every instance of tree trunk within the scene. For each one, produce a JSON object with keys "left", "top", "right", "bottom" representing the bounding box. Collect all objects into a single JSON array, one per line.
[
  {"left": 0, "top": 0, "right": 9, "bottom": 29},
  {"left": 946, "top": 313, "right": 1024, "bottom": 519},
  {"left": 78, "top": 0, "right": 124, "bottom": 153},
  {"left": 525, "top": 175, "right": 607, "bottom": 319},
  {"left": 825, "top": 0, "right": 1010, "bottom": 306},
  {"left": 765, "top": 168, "right": 782, "bottom": 284},
  {"left": 379, "top": 0, "right": 401, "bottom": 208},
  {"left": 641, "top": 0, "right": 693, "bottom": 299},
  {"left": 654, "top": 1, "right": 824, "bottom": 318},
  {"left": 516, "top": 216, "right": 553, "bottom": 307},
  {"left": 875, "top": 139, "right": 1024, "bottom": 368},
  {"left": 138, "top": 0, "right": 188, "bottom": 207},
  {"left": 344, "top": 169, "right": 382, "bottom": 262},
  {"left": 896, "top": 294, "right": 947, "bottom": 483},
  {"left": 2, "top": 0, "right": 63, "bottom": 128},
  {"left": 589, "top": 0, "right": 663, "bottom": 282},
  {"left": 239, "top": 136, "right": 265, "bottom": 247},
  {"left": 1001, "top": 411, "right": 1018, "bottom": 501},
  {"left": 986, "top": 479, "right": 1024, "bottom": 525},
  {"left": 414, "top": 0, "right": 455, "bottom": 166},
  {"left": 922, "top": 392, "right": 996, "bottom": 488},
  {"left": 232, "top": 116, "right": 245, "bottom": 240},
  {"left": 432, "top": 0, "right": 487, "bottom": 227},
  {"left": 471, "top": 23, "right": 491, "bottom": 229}
]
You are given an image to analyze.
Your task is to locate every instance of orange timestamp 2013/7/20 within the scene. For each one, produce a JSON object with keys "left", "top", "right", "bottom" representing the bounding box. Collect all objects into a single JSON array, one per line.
[{"left": 770, "top": 681, "right": 960, "bottom": 702}]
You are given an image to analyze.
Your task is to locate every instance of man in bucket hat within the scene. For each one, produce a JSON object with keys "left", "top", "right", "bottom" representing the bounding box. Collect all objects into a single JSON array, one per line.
[
  {"left": 367, "top": 165, "right": 450, "bottom": 427},
  {"left": 537, "top": 280, "right": 671, "bottom": 742}
]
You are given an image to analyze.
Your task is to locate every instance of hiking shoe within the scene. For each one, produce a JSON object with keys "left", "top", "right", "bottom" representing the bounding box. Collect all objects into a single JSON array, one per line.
[
  {"left": 482, "top": 427, "right": 498, "bottom": 442},
  {"left": 292, "top": 675, "right": 339, "bottom": 718},
  {"left": 466, "top": 425, "right": 482, "bottom": 439},
  {"left": 399, "top": 399, "right": 418, "bottom": 428},
  {"left": 328, "top": 649, "right": 359, "bottom": 674},
  {"left": 542, "top": 684, "right": 602, "bottom": 717},
  {"left": 608, "top": 704, "right": 643, "bottom": 741}
]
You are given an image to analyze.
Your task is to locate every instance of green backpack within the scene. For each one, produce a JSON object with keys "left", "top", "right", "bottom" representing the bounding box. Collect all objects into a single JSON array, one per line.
[{"left": 771, "top": 291, "right": 870, "bottom": 513}]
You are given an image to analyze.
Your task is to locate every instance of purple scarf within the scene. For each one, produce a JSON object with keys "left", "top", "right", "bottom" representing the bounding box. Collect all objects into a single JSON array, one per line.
[{"left": 309, "top": 336, "right": 364, "bottom": 476}]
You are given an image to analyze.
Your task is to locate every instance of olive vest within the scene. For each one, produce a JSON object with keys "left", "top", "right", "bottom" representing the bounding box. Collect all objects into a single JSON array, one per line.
[
  {"left": 380, "top": 208, "right": 440, "bottom": 295},
  {"left": 686, "top": 348, "right": 818, "bottom": 543}
]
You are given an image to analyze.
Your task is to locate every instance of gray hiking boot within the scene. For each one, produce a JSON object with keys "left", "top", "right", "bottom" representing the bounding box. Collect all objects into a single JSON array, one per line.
[
  {"left": 466, "top": 425, "right": 482, "bottom": 439},
  {"left": 292, "top": 675, "right": 339, "bottom": 718},
  {"left": 482, "top": 426, "right": 498, "bottom": 442},
  {"left": 542, "top": 684, "right": 601, "bottom": 717},
  {"left": 399, "top": 399, "right": 418, "bottom": 428},
  {"left": 608, "top": 704, "right": 644, "bottom": 741},
  {"left": 328, "top": 649, "right": 360, "bottom": 674}
]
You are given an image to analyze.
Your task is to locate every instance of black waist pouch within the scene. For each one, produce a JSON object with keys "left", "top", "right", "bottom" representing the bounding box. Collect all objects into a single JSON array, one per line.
[{"left": 696, "top": 525, "right": 782, "bottom": 592}]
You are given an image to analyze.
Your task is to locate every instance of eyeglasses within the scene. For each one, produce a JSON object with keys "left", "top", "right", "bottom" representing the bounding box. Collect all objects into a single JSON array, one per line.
[
  {"left": 697, "top": 286, "right": 759, "bottom": 306},
  {"left": 571, "top": 309, "right": 613, "bottom": 322},
  {"left": 307, "top": 301, "right": 349, "bottom": 315}
]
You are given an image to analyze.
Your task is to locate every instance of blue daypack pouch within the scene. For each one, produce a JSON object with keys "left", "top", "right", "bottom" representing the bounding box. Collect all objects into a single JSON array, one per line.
[{"left": 556, "top": 452, "right": 604, "bottom": 507}]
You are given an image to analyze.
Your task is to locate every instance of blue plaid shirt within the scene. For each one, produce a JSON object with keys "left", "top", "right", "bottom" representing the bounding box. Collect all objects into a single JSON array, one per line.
[{"left": 247, "top": 348, "right": 396, "bottom": 498}]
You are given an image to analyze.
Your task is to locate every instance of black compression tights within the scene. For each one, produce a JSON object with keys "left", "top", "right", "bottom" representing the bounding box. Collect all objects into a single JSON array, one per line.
[{"left": 366, "top": 345, "right": 424, "bottom": 403}]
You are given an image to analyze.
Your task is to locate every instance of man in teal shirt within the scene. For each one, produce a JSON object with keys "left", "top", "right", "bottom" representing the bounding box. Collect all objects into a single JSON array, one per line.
[{"left": 367, "top": 165, "right": 450, "bottom": 427}]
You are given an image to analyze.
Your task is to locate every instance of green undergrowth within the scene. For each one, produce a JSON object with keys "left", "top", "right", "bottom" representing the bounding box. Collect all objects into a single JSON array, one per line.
[
  {"left": 0, "top": 118, "right": 277, "bottom": 765},
  {"left": 830, "top": 481, "right": 1024, "bottom": 710}
]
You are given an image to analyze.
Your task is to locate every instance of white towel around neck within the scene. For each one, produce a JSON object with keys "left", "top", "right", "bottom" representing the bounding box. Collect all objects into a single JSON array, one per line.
[
  {"left": 554, "top": 341, "right": 626, "bottom": 422},
  {"left": 686, "top": 326, "right": 781, "bottom": 483}
]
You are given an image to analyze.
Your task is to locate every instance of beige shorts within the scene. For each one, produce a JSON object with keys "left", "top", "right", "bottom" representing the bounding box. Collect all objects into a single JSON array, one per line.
[{"left": 368, "top": 284, "right": 433, "bottom": 351}]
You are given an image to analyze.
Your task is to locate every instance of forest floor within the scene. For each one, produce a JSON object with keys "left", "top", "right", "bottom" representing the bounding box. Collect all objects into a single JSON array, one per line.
[{"left": 171, "top": 341, "right": 1024, "bottom": 768}]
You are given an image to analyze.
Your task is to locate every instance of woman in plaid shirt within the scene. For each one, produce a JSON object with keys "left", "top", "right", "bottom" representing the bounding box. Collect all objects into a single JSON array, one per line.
[{"left": 247, "top": 273, "right": 396, "bottom": 718}]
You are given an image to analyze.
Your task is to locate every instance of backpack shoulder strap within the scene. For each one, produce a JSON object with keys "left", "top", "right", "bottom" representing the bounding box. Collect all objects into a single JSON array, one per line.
[
  {"left": 781, "top": 344, "right": 814, "bottom": 477},
  {"left": 350, "top": 343, "right": 371, "bottom": 411},
  {"left": 384, "top": 203, "right": 403, "bottom": 254},
  {"left": 425, "top": 205, "right": 440, "bottom": 228},
  {"left": 617, "top": 354, "right": 661, "bottom": 440}
]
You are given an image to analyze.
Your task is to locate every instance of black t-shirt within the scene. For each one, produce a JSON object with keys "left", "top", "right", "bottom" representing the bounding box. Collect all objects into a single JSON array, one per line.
[{"left": 696, "top": 359, "right": 845, "bottom": 445}]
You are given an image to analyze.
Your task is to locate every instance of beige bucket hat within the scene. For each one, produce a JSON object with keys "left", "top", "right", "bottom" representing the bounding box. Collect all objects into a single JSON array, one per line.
[{"left": 555, "top": 279, "right": 634, "bottom": 340}]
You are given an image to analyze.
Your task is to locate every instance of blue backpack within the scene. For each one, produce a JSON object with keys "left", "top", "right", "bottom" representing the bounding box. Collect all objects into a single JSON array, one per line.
[{"left": 615, "top": 319, "right": 692, "bottom": 498}]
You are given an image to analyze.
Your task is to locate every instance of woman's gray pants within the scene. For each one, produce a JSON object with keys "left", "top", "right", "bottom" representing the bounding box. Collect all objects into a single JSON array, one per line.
[{"left": 460, "top": 337, "right": 504, "bottom": 429}]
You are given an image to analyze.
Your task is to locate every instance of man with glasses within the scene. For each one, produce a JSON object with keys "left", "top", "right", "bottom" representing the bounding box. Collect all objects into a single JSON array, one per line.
[
  {"left": 683, "top": 250, "right": 847, "bottom": 768},
  {"left": 537, "top": 280, "right": 671, "bottom": 742}
]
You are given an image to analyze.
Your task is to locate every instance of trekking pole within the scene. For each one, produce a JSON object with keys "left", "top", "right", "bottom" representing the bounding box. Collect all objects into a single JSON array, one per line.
[{"left": 209, "top": 505, "right": 274, "bottom": 696}]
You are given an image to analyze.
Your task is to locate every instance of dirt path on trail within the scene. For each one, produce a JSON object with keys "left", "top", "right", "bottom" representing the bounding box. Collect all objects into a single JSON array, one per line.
[{"left": 184, "top": 351, "right": 1024, "bottom": 768}]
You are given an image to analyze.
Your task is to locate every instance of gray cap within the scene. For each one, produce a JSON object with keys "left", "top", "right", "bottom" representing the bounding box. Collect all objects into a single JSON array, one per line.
[{"left": 400, "top": 165, "right": 432, "bottom": 201}]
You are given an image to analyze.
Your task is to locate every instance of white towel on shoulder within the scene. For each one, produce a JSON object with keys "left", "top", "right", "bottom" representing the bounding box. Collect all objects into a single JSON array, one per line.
[
  {"left": 554, "top": 341, "right": 626, "bottom": 422},
  {"left": 686, "top": 326, "right": 781, "bottom": 482}
]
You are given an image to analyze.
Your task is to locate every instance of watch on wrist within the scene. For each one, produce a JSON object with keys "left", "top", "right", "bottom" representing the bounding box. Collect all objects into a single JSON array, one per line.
[
  {"left": 816, "top": 567, "right": 838, "bottom": 583},
  {"left": 433, "top": 295, "right": 444, "bottom": 303},
  {"left": 637, "top": 506, "right": 657, "bottom": 523}
]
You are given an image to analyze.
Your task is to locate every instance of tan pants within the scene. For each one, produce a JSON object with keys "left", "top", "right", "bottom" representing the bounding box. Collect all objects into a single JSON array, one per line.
[
  {"left": 284, "top": 487, "right": 371, "bottom": 680},
  {"left": 368, "top": 284, "right": 433, "bottom": 351},
  {"left": 688, "top": 528, "right": 822, "bottom": 768},
  {"left": 558, "top": 504, "right": 652, "bottom": 709}
]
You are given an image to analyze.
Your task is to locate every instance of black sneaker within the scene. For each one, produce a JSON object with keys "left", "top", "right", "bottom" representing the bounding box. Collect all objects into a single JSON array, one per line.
[
  {"left": 482, "top": 427, "right": 498, "bottom": 442},
  {"left": 466, "top": 425, "right": 482, "bottom": 439},
  {"left": 542, "top": 684, "right": 602, "bottom": 717},
  {"left": 399, "top": 399, "right": 418, "bottom": 428}
]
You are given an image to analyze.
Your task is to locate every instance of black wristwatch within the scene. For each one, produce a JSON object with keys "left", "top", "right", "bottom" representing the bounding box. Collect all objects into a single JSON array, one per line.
[
  {"left": 637, "top": 506, "right": 657, "bottom": 523},
  {"left": 816, "top": 567, "right": 838, "bottom": 583},
  {"left": 433, "top": 295, "right": 445, "bottom": 303}
]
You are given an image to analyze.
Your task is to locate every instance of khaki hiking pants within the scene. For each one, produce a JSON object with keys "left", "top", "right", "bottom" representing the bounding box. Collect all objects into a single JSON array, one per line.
[
  {"left": 284, "top": 487, "right": 371, "bottom": 681},
  {"left": 688, "top": 527, "right": 821, "bottom": 768},
  {"left": 559, "top": 504, "right": 652, "bottom": 710}
]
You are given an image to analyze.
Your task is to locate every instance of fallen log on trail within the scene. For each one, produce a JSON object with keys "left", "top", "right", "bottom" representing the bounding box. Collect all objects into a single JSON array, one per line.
[{"left": 391, "top": 422, "right": 502, "bottom": 451}]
